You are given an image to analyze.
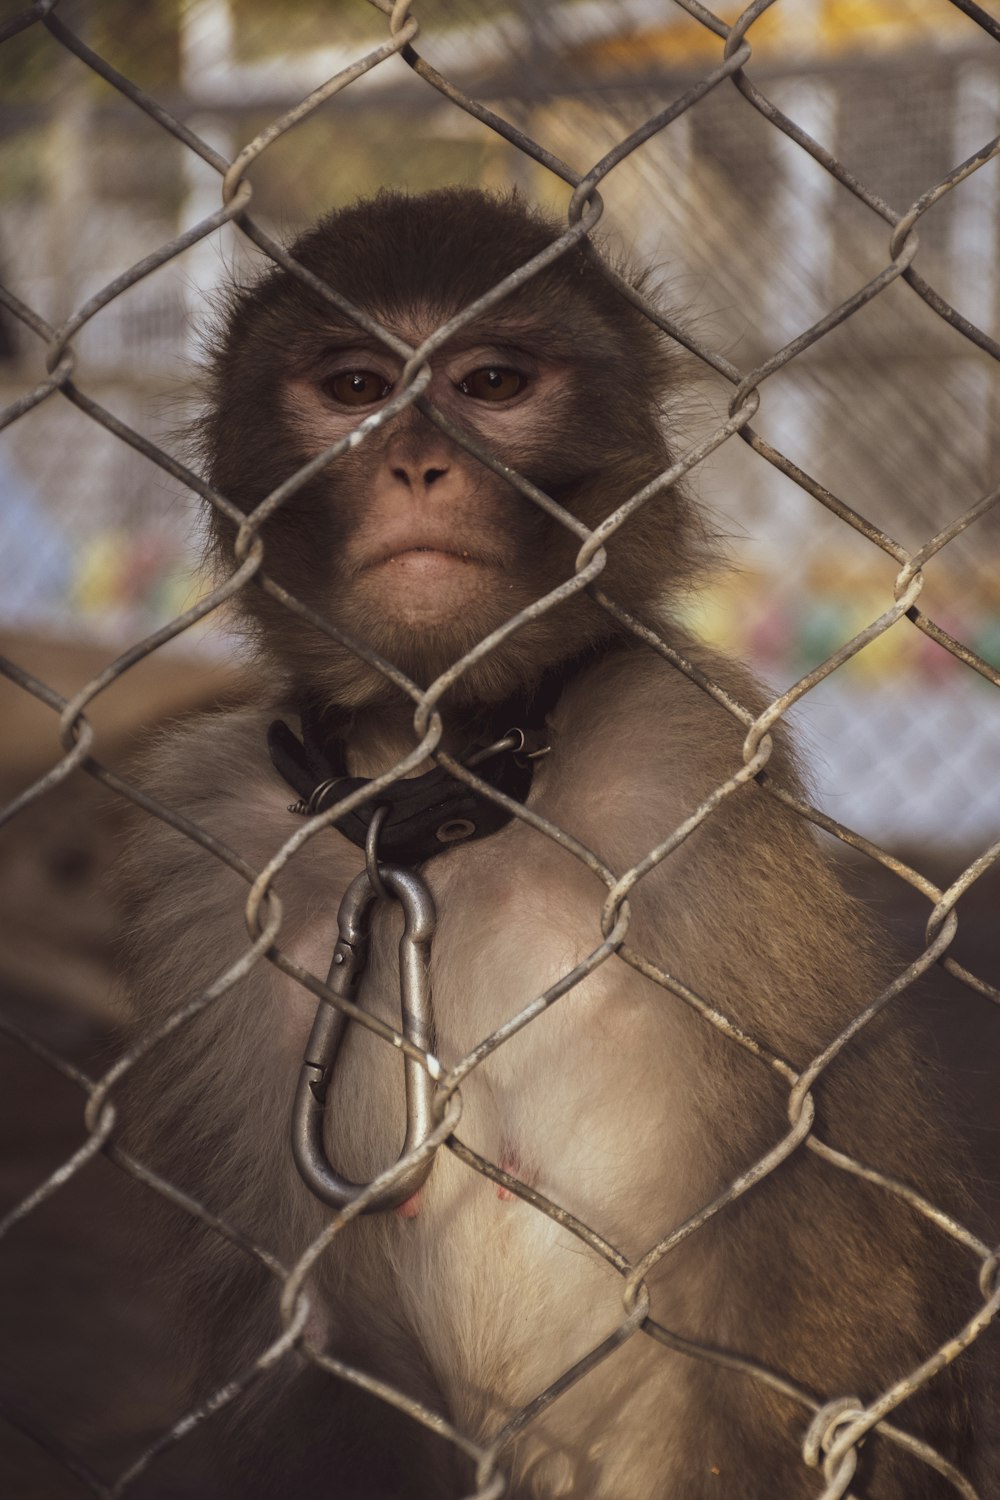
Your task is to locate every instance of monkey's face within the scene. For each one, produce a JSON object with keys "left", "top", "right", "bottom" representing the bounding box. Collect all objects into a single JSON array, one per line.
[
  {"left": 215, "top": 308, "right": 685, "bottom": 709},
  {"left": 204, "top": 192, "right": 696, "bottom": 708},
  {"left": 278, "top": 311, "right": 595, "bottom": 682}
]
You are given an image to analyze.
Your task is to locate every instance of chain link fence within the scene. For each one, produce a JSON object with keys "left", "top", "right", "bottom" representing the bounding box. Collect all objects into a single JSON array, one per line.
[{"left": 0, "top": 0, "right": 998, "bottom": 1496}]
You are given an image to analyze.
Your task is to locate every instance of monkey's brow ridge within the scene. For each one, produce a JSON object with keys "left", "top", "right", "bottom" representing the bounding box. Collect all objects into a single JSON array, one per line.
[{"left": 309, "top": 309, "right": 577, "bottom": 360}]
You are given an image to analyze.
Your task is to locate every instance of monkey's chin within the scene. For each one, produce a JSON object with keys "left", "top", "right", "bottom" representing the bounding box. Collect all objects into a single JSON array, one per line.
[{"left": 364, "top": 550, "right": 499, "bottom": 627}]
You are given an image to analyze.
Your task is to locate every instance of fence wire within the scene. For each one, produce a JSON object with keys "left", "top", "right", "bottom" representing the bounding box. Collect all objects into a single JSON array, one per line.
[{"left": 0, "top": 1, "right": 998, "bottom": 1497}]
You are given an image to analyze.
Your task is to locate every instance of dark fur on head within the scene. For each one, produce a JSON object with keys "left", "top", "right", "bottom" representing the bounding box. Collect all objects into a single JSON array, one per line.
[{"left": 198, "top": 188, "right": 711, "bottom": 710}]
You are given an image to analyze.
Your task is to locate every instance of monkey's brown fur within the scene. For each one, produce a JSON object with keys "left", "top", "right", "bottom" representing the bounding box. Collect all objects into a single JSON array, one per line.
[{"left": 117, "top": 190, "right": 989, "bottom": 1498}]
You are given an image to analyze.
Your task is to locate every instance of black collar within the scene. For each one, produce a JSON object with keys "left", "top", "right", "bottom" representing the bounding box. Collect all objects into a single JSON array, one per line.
[{"left": 267, "top": 645, "right": 603, "bottom": 866}]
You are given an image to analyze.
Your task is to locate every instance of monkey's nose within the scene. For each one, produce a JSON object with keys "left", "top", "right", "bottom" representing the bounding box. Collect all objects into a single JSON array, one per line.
[{"left": 391, "top": 463, "right": 450, "bottom": 490}]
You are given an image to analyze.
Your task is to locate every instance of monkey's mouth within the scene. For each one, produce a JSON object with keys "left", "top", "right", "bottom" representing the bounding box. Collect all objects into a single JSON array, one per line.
[
  {"left": 377, "top": 546, "right": 484, "bottom": 567},
  {"left": 356, "top": 540, "right": 505, "bottom": 575}
]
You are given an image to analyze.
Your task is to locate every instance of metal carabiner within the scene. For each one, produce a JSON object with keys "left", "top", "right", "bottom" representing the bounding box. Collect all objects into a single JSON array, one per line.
[{"left": 291, "top": 865, "right": 439, "bottom": 1213}]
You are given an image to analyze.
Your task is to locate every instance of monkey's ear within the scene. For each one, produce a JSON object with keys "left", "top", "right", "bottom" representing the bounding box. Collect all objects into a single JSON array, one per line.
[{"left": 267, "top": 718, "right": 332, "bottom": 802}]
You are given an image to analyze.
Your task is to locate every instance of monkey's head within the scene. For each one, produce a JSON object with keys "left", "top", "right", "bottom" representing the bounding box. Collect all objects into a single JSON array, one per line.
[{"left": 201, "top": 188, "right": 704, "bottom": 711}]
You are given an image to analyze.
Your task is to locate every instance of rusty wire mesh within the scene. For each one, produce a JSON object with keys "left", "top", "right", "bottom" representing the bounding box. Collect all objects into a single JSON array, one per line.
[{"left": 0, "top": 0, "right": 999, "bottom": 1496}]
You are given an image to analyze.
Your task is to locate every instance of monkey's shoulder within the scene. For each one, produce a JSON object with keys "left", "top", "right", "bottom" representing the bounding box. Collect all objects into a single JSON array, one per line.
[
  {"left": 114, "top": 702, "right": 316, "bottom": 913},
  {"left": 124, "top": 701, "right": 288, "bottom": 839},
  {"left": 113, "top": 702, "right": 364, "bottom": 1008},
  {"left": 553, "top": 641, "right": 798, "bottom": 799}
]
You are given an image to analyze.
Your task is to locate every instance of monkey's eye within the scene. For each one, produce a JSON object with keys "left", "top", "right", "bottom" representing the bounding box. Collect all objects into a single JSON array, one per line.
[
  {"left": 323, "top": 370, "right": 392, "bottom": 406},
  {"left": 458, "top": 367, "right": 527, "bottom": 402}
]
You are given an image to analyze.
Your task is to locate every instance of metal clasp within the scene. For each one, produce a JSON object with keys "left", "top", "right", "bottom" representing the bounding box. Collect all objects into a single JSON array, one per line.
[{"left": 291, "top": 865, "right": 438, "bottom": 1213}]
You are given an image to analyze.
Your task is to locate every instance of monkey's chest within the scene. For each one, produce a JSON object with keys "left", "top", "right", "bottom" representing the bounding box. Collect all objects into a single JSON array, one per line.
[{"left": 311, "top": 848, "right": 692, "bottom": 1255}]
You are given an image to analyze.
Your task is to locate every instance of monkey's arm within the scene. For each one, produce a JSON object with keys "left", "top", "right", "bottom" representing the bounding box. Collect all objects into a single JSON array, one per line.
[{"left": 532, "top": 644, "right": 984, "bottom": 1492}]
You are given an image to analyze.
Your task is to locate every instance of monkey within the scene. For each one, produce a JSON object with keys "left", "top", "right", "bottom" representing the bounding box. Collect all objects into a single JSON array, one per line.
[{"left": 113, "top": 188, "right": 992, "bottom": 1499}]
